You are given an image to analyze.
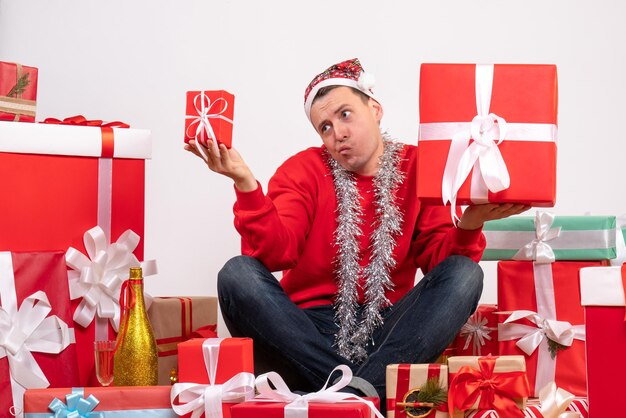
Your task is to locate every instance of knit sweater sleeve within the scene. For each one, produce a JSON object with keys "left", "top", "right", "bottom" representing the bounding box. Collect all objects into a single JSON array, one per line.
[
  {"left": 412, "top": 204, "right": 486, "bottom": 274},
  {"left": 232, "top": 149, "right": 319, "bottom": 272}
]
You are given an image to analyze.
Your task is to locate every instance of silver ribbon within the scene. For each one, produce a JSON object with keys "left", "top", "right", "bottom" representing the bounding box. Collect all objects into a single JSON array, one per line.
[{"left": 459, "top": 311, "right": 497, "bottom": 356}]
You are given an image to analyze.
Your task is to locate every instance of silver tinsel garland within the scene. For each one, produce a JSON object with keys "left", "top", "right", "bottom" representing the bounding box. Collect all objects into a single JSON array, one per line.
[{"left": 326, "top": 133, "right": 405, "bottom": 363}]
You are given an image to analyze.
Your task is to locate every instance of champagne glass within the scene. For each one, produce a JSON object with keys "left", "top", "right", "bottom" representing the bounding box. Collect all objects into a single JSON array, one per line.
[{"left": 94, "top": 340, "right": 116, "bottom": 386}]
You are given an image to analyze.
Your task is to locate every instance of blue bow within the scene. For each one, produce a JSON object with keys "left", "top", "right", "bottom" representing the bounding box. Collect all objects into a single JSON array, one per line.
[{"left": 48, "top": 388, "right": 103, "bottom": 418}]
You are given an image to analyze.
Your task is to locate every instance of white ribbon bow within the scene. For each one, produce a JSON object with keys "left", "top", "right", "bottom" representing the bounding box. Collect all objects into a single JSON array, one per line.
[
  {"left": 185, "top": 92, "right": 233, "bottom": 161},
  {"left": 460, "top": 312, "right": 496, "bottom": 356},
  {"left": 513, "top": 211, "right": 562, "bottom": 264},
  {"left": 170, "top": 338, "right": 255, "bottom": 418},
  {"left": 254, "top": 365, "right": 384, "bottom": 418},
  {"left": 498, "top": 310, "right": 585, "bottom": 356},
  {"left": 65, "top": 226, "right": 157, "bottom": 333},
  {"left": 535, "top": 382, "right": 577, "bottom": 418},
  {"left": 441, "top": 64, "right": 510, "bottom": 223}
]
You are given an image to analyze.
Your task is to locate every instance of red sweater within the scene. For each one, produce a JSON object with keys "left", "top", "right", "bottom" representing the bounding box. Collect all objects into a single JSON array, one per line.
[{"left": 233, "top": 144, "right": 485, "bottom": 309}]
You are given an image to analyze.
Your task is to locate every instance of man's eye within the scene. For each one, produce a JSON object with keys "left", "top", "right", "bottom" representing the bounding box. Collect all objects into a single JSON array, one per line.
[
  {"left": 321, "top": 124, "right": 331, "bottom": 134},
  {"left": 341, "top": 110, "right": 351, "bottom": 118}
]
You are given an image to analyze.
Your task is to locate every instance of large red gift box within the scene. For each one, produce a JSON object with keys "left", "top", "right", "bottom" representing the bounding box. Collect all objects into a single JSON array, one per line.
[
  {"left": 497, "top": 261, "right": 604, "bottom": 397},
  {"left": 230, "top": 398, "right": 381, "bottom": 418},
  {"left": 417, "top": 64, "right": 557, "bottom": 209},
  {"left": 0, "top": 120, "right": 151, "bottom": 386},
  {"left": 0, "top": 61, "right": 38, "bottom": 122},
  {"left": 184, "top": 90, "right": 234, "bottom": 148},
  {"left": 0, "top": 251, "right": 79, "bottom": 417},
  {"left": 454, "top": 304, "right": 498, "bottom": 357},
  {"left": 580, "top": 264, "right": 626, "bottom": 418},
  {"left": 24, "top": 386, "right": 176, "bottom": 417}
]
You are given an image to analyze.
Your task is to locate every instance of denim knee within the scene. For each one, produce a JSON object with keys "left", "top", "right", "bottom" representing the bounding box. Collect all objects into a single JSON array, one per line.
[
  {"left": 446, "top": 255, "right": 484, "bottom": 305},
  {"left": 217, "top": 255, "right": 258, "bottom": 300}
]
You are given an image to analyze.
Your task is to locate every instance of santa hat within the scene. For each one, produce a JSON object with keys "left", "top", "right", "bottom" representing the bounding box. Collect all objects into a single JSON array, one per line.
[{"left": 303, "top": 58, "right": 377, "bottom": 121}]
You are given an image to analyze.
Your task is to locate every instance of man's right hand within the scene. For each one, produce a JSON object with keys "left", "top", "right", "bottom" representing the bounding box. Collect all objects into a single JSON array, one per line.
[{"left": 184, "top": 139, "right": 258, "bottom": 192}]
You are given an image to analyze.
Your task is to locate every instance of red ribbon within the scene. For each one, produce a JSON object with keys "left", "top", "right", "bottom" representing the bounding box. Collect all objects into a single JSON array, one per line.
[
  {"left": 621, "top": 264, "right": 626, "bottom": 322},
  {"left": 113, "top": 279, "right": 138, "bottom": 353},
  {"left": 386, "top": 364, "right": 447, "bottom": 417},
  {"left": 448, "top": 356, "right": 530, "bottom": 418}
]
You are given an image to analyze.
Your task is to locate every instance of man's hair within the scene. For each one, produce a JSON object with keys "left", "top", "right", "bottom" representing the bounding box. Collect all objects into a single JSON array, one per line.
[{"left": 311, "top": 85, "right": 371, "bottom": 107}]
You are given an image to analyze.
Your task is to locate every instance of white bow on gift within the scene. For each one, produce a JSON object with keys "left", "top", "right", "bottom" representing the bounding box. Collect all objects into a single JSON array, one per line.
[
  {"left": 460, "top": 312, "right": 496, "bottom": 356},
  {"left": 170, "top": 338, "right": 255, "bottom": 418},
  {"left": 185, "top": 92, "right": 233, "bottom": 162},
  {"left": 65, "top": 226, "right": 157, "bottom": 335},
  {"left": 513, "top": 211, "right": 561, "bottom": 264},
  {"left": 498, "top": 310, "right": 585, "bottom": 356},
  {"left": 535, "top": 382, "right": 580, "bottom": 418},
  {"left": 254, "top": 365, "right": 384, "bottom": 418}
]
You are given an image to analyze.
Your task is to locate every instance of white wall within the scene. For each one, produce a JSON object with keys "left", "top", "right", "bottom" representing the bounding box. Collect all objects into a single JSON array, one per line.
[{"left": 1, "top": 0, "right": 625, "bottom": 337}]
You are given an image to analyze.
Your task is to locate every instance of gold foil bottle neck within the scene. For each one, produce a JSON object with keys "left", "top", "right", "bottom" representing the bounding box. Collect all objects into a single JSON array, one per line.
[{"left": 129, "top": 266, "right": 142, "bottom": 279}]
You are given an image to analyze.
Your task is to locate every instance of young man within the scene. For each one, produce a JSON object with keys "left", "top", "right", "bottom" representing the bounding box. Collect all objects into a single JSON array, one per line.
[{"left": 185, "top": 58, "right": 527, "bottom": 402}]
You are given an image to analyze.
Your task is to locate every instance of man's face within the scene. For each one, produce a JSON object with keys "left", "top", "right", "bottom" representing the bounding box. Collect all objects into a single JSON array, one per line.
[{"left": 310, "top": 87, "right": 384, "bottom": 176}]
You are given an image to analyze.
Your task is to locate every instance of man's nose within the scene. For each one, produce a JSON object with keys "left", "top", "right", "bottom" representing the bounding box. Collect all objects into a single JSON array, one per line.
[{"left": 334, "top": 122, "right": 348, "bottom": 141}]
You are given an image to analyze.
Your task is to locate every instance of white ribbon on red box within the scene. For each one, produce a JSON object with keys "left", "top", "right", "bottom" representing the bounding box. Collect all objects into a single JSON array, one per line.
[
  {"left": 580, "top": 265, "right": 626, "bottom": 306},
  {"left": 170, "top": 338, "right": 255, "bottom": 418},
  {"left": 418, "top": 64, "right": 557, "bottom": 222},
  {"left": 0, "top": 252, "right": 74, "bottom": 418}
]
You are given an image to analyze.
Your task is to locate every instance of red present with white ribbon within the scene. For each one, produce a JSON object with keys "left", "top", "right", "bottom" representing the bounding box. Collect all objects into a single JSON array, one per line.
[
  {"left": 497, "top": 261, "right": 604, "bottom": 397},
  {"left": 385, "top": 363, "right": 448, "bottom": 418},
  {"left": 184, "top": 90, "right": 234, "bottom": 160},
  {"left": 231, "top": 365, "right": 383, "bottom": 418},
  {"left": 172, "top": 338, "right": 255, "bottom": 418},
  {"left": 0, "top": 251, "right": 79, "bottom": 418},
  {"left": 417, "top": 64, "right": 557, "bottom": 222},
  {"left": 455, "top": 304, "right": 498, "bottom": 357},
  {"left": 0, "top": 120, "right": 152, "bottom": 386},
  {"left": 580, "top": 264, "right": 626, "bottom": 417}
]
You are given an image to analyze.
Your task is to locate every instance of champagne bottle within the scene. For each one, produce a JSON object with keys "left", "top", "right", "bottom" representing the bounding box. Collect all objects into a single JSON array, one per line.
[{"left": 113, "top": 267, "right": 158, "bottom": 386}]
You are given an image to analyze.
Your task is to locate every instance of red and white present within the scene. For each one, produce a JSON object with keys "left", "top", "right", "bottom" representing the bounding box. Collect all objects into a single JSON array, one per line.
[
  {"left": 0, "top": 61, "right": 38, "bottom": 122},
  {"left": 580, "top": 264, "right": 626, "bottom": 418},
  {"left": 417, "top": 64, "right": 557, "bottom": 215},
  {"left": 497, "top": 261, "right": 605, "bottom": 397},
  {"left": 184, "top": 90, "right": 234, "bottom": 149},
  {"left": 0, "top": 119, "right": 152, "bottom": 386},
  {"left": 0, "top": 251, "right": 79, "bottom": 417},
  {"left": 386, "top": 364, "right": 448, "bottom": 418},
  {"left": 454, "top": 304, "right": 498, "bottom": 357}
]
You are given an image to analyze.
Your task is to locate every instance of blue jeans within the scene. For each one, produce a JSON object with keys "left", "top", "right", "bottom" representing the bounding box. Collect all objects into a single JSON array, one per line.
[{"left": 218, "top": 255, "right": 483, "bottom": 403}]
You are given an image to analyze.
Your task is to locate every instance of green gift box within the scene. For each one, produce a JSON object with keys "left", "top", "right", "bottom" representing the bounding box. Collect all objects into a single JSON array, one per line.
[{"left": 482, "top": 212, "right": 616, "bottom": 261}]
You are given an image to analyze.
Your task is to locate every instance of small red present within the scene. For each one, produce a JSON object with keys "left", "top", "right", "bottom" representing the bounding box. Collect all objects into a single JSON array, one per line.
[
  {"left": 172, "top": 338, "right": 255, "bottom": 418},
  {"left": 497, "top": 261, "right": 604, "bottom": 397},
  {"left": 386, "top": 364, "right": 448, "bottom": 418},
  {"left": 184, "top": 90, "right": 234, "bottom": 148},
  {"left": 448, "top": 355, "right": 530, "bottom": 418},
  {"left": 24, "top": 386, "right": 173, "bottom": 417},
  {"left": 417, "top": 64, "right": 557, "bottom": 215},
  {"left": 0, "top": 251, "right": 79, "bottom": 417},
  {"left": 580, "top": 264, "right": 626, "bottom": 418},
  {"left": 454, "top": 304, "right": 498, "bottom": 356},
  {"left": 0, "top": 61, "right": 38, "bottom": 122}
]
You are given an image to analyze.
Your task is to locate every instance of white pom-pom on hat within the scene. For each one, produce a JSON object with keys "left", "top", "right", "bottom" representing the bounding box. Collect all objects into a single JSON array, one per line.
[{"left": 357, "top": 72, "right": 376, "bottom": 93}]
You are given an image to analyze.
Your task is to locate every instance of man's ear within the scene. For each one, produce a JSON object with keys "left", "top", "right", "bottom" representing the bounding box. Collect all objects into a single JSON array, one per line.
[{"left": 368, "top": 98, "right": 383, "bottom": 123}]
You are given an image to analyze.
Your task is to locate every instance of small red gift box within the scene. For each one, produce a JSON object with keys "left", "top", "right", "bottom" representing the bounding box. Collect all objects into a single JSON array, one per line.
[
  {"left": 580, "top": 264, "right": 626, "bottom": 418},
  {"left": 177, "top": 337, "right": 253, "bottom": 384},
  {"left": 497, "top": 261, "right": 604, "bottom": 397},
  {"left": 184, "top": 90, "right": 234, "bottom": 148},
  {"left": 417, "top": 64, "right": 557, "bottom": 209},
  {"left": 0, "top": 61, "right": 38, "bottom": 122},
  {"left": 23, "top": 386, "right": 174, "bottom": 417},
  {"left": 454, "top": 304, "right": 498, "bottom": 357},
  {"left": 0, "top": 120, "right": 152, "bottom": 386},
  {"left": 0, "top": 251, "right": 79, "bottom": 417},
  {"left": 386, "top": 364, "right": 448, "bottom": 418},
  {"left": 147, "top": 296, "right": 218, "bottom": 385}
]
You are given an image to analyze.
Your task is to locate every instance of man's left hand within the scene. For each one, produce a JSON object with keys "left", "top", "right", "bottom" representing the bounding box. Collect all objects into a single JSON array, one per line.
[{"left": 457, "top": 203, "right": 531, "bottom": 231}]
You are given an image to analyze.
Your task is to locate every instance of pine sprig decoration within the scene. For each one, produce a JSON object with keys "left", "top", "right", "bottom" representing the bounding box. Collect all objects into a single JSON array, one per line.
[
  {"left": 416, "top": 377, "right": 448, "bottom": 406},
  {"left": 7, "top": 73, "right": 30, "bottom": 97},
  {"left": 547, "top": 338, "right": 568, "bottom": 359}
]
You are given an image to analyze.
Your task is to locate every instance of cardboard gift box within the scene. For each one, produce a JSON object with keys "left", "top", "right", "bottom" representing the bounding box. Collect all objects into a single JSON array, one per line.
[
  {"left": 580, "top": 264, "right": 626, "bottom": 418},
  {"left": 0, "top": 61, "right": 38, "bottom": 122},
  {"left": 185, "top": 90, "right": 234, "bottom": 148},
  {"left": 0, "top": 120, "right": 152, "bottom": 386},
  {"left": 447, "top": 356, "right": 529, "bottom": 418},
  {"left": 454, "top": 304, "right": 498, "bottom": 357},
  {"left": 417, "top": 64, "right": 557, "bottom": 210},
  {"left": 386, "top": 364, "right": 448, "bottom": 418},
  {"left": 0, "top": 251, "right": 79, "bottom": 418},
  {"left": 497, "top": 261, "right": 604, "bottom": 397},
  {"left": 24, "top": 386, "right": 176, "bottom": 417},
  {"left": 482, "top": 212, "right": 617, "bottom": 261},
  {"left": 147, "top": 296, "right": 218, "bottom": 385}
]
